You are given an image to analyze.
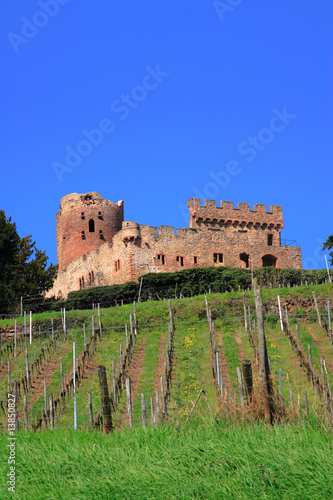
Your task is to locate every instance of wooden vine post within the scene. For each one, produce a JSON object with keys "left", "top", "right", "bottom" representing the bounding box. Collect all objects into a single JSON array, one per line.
[
  {"left": 242, "top": 360, "right": 253, "bottom": 402},
  {"left": 98, "top": 303, "right": 102, "bottom": 338},
  {"left": 243, "top": 291, "right": 248, "bottom": 332},
  {"left": 312, "top": 292, "right": 322, "bottom": 326},
  {"left": 141, "top": 393, "right": 147, "bottom": 426},
  {"left": 88, "top": 391, "right": 94, "bottom": 429},
  {"left": 126, "top": 377, "right": 133, "bottom": 428},
  {"left": 253, "top": 278, "right": 275, "bottom": 423},
  {"left": 14, "top": 320, "right": 17, "bottom": 358},
  {"left": 24, "top": 394, "right": 28, "bottom": 430},
  {"left": 24, "top": 324, "right": 30, "bottom": 390},
  {"left": 97, "top": 365, "right": 113, "bottom": 433}
]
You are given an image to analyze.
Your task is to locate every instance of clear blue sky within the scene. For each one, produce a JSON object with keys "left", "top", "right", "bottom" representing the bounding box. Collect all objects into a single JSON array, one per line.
[{"left": 1, "top": 1, "right": 332, "bottom": 270}]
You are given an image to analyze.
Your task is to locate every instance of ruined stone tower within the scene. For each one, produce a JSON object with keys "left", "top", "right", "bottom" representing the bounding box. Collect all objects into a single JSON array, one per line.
[{"left": 56, "top": 192, "right": 124, "bottom": 272}]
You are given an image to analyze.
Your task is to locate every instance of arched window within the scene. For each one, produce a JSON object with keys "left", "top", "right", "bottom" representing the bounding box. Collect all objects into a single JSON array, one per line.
[
  {"left": 89, "top": 219, "right": 95, "bottom": 232},
  {"left": 82, "top": 276, "right": 85, "bottom": 288},
  {"left": 240, "top": 253, "right": 249, "bottom": 268},
  {"left": 91, "top": 270, "right": 94, "bottom": 283},
  {"left": 262, "top": 254, "right": 277, "bottom": 267},
  {"left": 79, "top": 278, "right": 82, "bottom": 290}
]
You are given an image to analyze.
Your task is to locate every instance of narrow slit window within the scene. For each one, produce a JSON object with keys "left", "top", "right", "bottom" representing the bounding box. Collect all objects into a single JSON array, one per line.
[
  {"left": 89, "top": 219, "right": 95, "bottom": 232},
  {"left": 99, "top": 230, "right": 104, "bottom": 240},
  {"left": 214, "top": 253, "right": 223, "bottom": 263},
  {"left": 267, "top": 234, "right": 273, "bottom": 246},
  {"left": 81, "top": 231, "right": 85, "bottom": 240},
  {"left": 81, "top": 212, "right": 85, "bottom": 220},
  {"left": 157, "top": 254, "right": 165, "bottom": 265},
  {"left": 91, "top": 271, "right": 94, "bottom": 283},
  {"left": 176, "top": 256, "right": 184, "bottom": 266},
  {"left": 194, "top": 256, "right": 198, "bottom": 264}
]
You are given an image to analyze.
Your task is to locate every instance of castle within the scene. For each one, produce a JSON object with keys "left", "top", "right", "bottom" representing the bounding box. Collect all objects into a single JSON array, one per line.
[{"left": 49, "top": 192, "right": 302, "bottom": 298}]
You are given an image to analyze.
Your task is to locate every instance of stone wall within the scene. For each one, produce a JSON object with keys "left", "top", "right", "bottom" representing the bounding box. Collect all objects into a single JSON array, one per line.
[{"left": 56, "top": 192, "right": 123, "bottom": 272}]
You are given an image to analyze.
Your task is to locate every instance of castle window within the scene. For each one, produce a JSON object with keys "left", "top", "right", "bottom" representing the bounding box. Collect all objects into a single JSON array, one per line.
[
  {"left": 81, "top": 231, "right": 86, "bottom": 240},
  {"left": 157, "top": 254, "right": 165, "bottom": 265},
  {"left": 194, "top": 256, "right": 198, "bottom": 264},
  {"left": 115, "top": 260, "right": 120, "bottom": 271},
  {"left": 240, "top": 253, "right": 249, "bottom": 268},
  {"left": 89, "top": 219, "right": 95, "bottom": 232},
  {"left": 99, "top": 230, "right": 104, "bottom": 240},
  {"left": 262, "top": 254, "right": 277, "bottom": 267},
  {"left": 267, "top": 234, "right": 273, "bottom": 246},
  {"left": 79, "top": 278, "right": 82, "bottom": 290},
  {"left": 176, "top": 256, "right": 184, "bottom": 266},
  {"left": 91, "top": 271, "right": 94, "bottom": 283},
  {"left": 214, "top": 253, "right": 223, "bottom": 263},
  {"left": 81, "top": 212, "right": 85, "bottom": 220},
  {"left": 82, "top": 276, "right": 85, "bottom": 288},
  {"left": 88, "top": 272, "right": 91, "bottom": 284}
]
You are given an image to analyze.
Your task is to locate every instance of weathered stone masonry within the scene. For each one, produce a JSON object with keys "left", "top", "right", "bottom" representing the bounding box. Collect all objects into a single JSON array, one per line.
[{"left": 48, "top": 192, "right": 302, "bottom": 298}]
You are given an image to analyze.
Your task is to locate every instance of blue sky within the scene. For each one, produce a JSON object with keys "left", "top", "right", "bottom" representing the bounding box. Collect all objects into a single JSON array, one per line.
[{"left": 1, "top": 0, "right": 332, "bottom": 270}]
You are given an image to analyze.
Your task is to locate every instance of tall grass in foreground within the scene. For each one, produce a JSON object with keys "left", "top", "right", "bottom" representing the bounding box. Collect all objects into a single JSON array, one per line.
[{"left": 0, "top": 423, "right": 332, "bottom": 499}]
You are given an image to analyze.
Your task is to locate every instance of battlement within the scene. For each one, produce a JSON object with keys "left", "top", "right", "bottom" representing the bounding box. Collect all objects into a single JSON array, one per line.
[
  {"left": 122, "top": 221, "right": 141, "bottom": 241},
  {"left": 187, "top": 198, "right": 283, "bottom": 229},
  {"left": 139, "top": 225, "right": 177, "bottom": 237}
]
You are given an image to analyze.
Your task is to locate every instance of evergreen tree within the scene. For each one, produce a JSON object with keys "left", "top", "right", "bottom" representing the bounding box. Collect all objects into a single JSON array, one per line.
[
  {"left": 0, "top": 210, "right": 57, "bottom": 313},
  {"left": 323, "top": 235, "right": 333, "bottom": 266}
]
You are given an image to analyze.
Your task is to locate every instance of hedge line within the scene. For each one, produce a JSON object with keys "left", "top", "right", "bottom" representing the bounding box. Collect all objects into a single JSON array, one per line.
[{"left": 49, "top": 267, "right": 330, "bottom": 311}]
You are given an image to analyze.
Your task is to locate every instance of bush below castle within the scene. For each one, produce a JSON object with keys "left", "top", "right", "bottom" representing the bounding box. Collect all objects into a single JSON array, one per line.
[{"left": 50, "top": 267, "right": 329, "bottom": 311}]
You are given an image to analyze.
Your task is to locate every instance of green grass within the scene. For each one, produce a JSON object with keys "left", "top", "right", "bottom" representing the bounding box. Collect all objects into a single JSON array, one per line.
[
  {"left": 0, "top": 423, "right": 332, "bottom": 499},
  {"left": 131, "top": 326, "right": 165, "bottom": 425},
  {"left": 217, "top": 322, "right": 241, "bottom": 389},
  {"left": 167, "top": 321, "right": 218, "bottom": 425}
]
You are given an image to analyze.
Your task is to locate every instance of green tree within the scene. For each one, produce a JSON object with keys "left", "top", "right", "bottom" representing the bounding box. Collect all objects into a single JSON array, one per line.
[
  {"left": 323, "top": 235, "right": 333, "bottom": 266},
  {"left": 0, "top": 211, "right": 58, "bottom": 313}
]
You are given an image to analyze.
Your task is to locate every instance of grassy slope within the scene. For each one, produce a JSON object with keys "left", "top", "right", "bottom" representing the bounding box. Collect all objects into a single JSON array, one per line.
[
  {"left": 0, "top": 283, "right": 333, "bottom": 498},
  {"left": 0, "top": 283, "right": 332, "bottom": 428},
  {"left": 0, "top": 424, "right": 332, "bottom": 500}
]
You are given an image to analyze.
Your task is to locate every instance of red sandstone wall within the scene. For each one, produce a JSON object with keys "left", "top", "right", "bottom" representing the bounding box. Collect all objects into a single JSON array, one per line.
[
  {"left": 48, "top": 219, "right": 302, "bottom": 299},
  {"left": 47, "top": 194, "right": 302, "bottom": 299},
  {"left": 56, "top": 192, "right": 123, "bottom": 271}
]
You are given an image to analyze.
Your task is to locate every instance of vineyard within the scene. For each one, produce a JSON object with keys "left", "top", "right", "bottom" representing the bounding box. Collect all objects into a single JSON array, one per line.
[{"left": 0, "top": 283, "right": 332, "bottom": 433}]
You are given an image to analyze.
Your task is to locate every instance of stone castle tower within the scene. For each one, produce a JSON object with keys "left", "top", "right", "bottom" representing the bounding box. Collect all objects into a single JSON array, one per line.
[{"left": 56, "top": 192, "right": 123, "bottom": 272}]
